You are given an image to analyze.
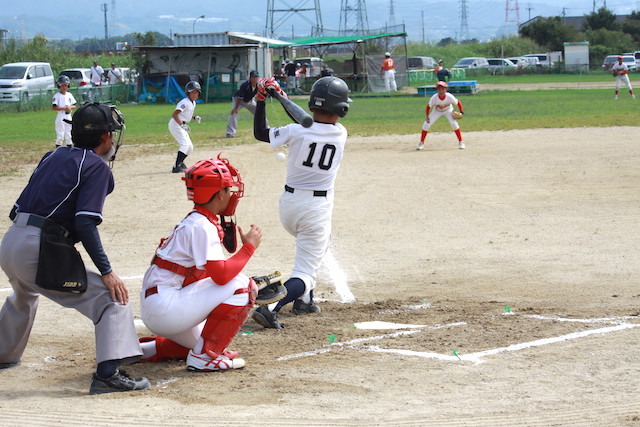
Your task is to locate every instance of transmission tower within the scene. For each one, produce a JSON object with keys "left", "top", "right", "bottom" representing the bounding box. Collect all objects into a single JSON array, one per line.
[
  {"left": 101, "top": 3, "right": 108, "bottom": 40},
  {"left": 459, "top": 0, "right": 470, "bottom": 41},
  {"left": 339, "top": 0, "right": 370, "bottom": 36},
  {"left": 265, "top": 0, "right": 323, "bottom": 39},
  {"left": 505, "top": 0, "right": 520, "bottom": 28},
  {"left": 389, "top": 0, "right": 396, "bottom": 26},
  {"left": 592, "top": 0, "right": 607, "bottom": 12}
]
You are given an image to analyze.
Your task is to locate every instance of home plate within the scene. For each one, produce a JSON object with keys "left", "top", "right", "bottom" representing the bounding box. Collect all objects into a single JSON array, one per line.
[{"left": 354, "top": 321, "right": 429, "bottom": 330}]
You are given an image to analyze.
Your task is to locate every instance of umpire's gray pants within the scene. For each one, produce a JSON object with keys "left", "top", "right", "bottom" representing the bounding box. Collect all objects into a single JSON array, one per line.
[
  {"left": 225, "top": 97, "right": 257, "bottom": 136},
  {"left": 0, "top": 214, "right": 142, "bottom": 365}
]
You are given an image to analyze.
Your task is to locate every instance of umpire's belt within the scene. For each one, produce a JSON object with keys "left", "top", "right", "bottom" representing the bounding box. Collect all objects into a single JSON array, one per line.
[
  {"left": 284, "top": 185, "right": 327, "bottom": 197},
  {"left": 13, "top": 213, "right": 70, "bottom": 238}
]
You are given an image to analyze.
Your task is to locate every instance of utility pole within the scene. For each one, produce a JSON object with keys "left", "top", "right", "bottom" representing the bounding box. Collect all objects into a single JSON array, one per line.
[
  {"left": 526, "top": 4, "right": 533, "bottom": 21},
  {"left": 101, "top": 3, "right": 108, "bottom": 41},
  {"left": 421, "top": 10, "right": 425, "bottom": 45}
]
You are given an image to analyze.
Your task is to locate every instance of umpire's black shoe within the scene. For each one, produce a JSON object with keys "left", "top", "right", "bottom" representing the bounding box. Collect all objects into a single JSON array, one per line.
[
  {"left": 172, "top": 164, "right": 186, "bottom": 173},
  {"left": 0, "top": 360, "right": 20, "bottom": 369},
  {"left": 252, "top": 306, "right": 284, "bottom": 329},
  {"left": 89, "top": 370, "right": 150, "bottom": 395},
  {"left": 292, "top": 299, "right": 321, "bottom": 315}
]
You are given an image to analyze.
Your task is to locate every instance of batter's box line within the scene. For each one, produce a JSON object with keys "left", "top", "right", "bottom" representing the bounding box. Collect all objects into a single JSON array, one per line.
[
  {"left": 364, "top": 322, "right": 639, "bottom": 364},
  {"left": 277, "top": 322, "right": 467, "bottom": 361}
]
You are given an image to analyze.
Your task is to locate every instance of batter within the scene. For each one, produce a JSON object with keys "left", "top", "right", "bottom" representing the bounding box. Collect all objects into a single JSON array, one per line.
[
  {"left": 251, "top": 76, "right": 352, "bottom": 328},
  {"left": 169, "top": 81, "right": 202, "bottom": 173}
]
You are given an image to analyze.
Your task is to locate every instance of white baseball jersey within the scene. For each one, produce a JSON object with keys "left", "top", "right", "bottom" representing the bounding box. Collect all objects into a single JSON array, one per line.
[
  {"left": 52, "top": 91, "right": 76, "bottom": 118},
  {"left": 172, "top": 97, "right": 196, "bottom": 123},
  {"left": 428, "top": 92, "right": 459, "bottom": 113},
  {"left": 141, "top": 211, "right": 250, "bottom": 340},
  {"left": 611, "top": 62, "right": 629, "bottom": 75},
  {"left": 269, "top": 122, "right": 347, "bottom": 191}
]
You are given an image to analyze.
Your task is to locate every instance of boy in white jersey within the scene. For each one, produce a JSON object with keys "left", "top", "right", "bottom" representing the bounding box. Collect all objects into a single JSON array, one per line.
[
  {"left": 611, "top": 55, "right": 636, "bottom": 100},
  {"left": 169, "top": 81, "right": 202, "bottom": 173},
  {"left": 417, "top": 80, "right": 465, "bottom": 150},
  {"left": 138, "top": 155, "right": 262, "bottom": 372},
  {"left": 251, "top": 76, "right": 352, "bottom": 328},
  {"left": 51, "top": 75, "right": 77, "bottom": 147}
]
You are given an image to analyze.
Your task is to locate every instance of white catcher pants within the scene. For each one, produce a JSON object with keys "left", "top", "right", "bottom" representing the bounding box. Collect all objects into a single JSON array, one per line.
[
  {"left": 168, "top": 120, "right": 194, "bottom": 155},
  {"left": 279, "top": 188, "right": 334, "bottom": 295}
]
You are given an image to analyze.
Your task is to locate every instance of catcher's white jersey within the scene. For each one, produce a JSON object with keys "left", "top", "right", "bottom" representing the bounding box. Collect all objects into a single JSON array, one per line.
[
  {"left": 428, "top": 92, "right": 459, "bottom": 113},
  {"left": 269, "top": 122, "right": 347, "bottom": 191}
]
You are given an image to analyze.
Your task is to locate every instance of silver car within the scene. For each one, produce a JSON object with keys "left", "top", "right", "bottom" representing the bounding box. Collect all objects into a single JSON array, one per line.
[{"left": 0, "top": 62, "right": 55, "bottom": 102}]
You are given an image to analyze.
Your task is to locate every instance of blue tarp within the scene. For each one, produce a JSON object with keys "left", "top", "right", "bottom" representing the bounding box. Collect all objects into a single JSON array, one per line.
[{"left": 138, "top": 75, "right": 203, "bottom": 104}]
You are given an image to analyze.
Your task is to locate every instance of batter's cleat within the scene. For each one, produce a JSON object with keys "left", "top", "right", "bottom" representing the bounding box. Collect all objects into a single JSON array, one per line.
[
  {"left": 186, "top": 350, "right": 245, "bottom": 372},
  {"left": 458, "top": 141, "right": 465, "bottom": 149},
  {"left": 0, "top": 360, "right": 20, "bottom": 369},
  {"left": 291, "top": 299, "right": 321, "bottom": 315},
  {"left": 89, "top": 370, "right": 150, "bottom": 395},
  {"left": 416, "top": 142, "right": 424, "bottom": 150},
  {"left": 252, "top": 305, "right": 284, "bottom": 329}
]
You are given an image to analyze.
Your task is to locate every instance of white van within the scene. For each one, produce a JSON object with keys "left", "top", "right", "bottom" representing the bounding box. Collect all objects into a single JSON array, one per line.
[
  {"left": 453, "top": 57, "right": 489, "bottom": 69},
  {"left": 0, "top": 62, "right": 55, "bottom": 102}
]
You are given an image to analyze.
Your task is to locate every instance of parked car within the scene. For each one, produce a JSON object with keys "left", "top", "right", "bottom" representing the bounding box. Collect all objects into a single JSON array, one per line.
[
  {"left": 602, "top": 55, "right": 637, "bottom": 71},
  {"left": 453, "top": 57, "right": 489, "bottom": 69},
  {"left": 0, "top": 62, "right": 55, "bottom": 102},
  {"left": 507, "top": 56, "right": 540, "bottom": 69},
  {"left": 522, "top": 53, "right": 554, "bottom": 68},
  {"left": 486, "top": 58, "right": 517, "bottom": 74},
  {"left": 623, "top": 51, "right": 640, "bottom": 69},
  {"left": 408, "top": 56, "right": 437, "bottom": 70},
  {"left": 58, "top": 68, "right": 91, "bottom": 87}
]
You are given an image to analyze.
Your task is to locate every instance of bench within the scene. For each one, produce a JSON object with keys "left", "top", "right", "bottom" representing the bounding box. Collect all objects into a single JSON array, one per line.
[{"left": 417, "top": 80, "right": 479, "bottom": 96}]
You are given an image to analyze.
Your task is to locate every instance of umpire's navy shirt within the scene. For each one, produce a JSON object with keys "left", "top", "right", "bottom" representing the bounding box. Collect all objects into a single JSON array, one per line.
[
  {"left": 13, "top": 146, "right": 114, "bottom": 240},
  {"left": 234, "top": 80, "right": 258, "bottom": 103}
]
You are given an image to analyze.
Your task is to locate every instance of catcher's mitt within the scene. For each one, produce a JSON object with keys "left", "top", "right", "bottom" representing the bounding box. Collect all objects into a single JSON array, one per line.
[
  {"left": 253, "top": 271, "right": 287, "bottom": 305},
  {"left": 452, "top": 110, "right": 464, "bottom": 120}
]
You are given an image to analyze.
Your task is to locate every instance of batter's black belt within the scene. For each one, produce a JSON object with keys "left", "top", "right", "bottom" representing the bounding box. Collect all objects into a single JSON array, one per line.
[{"left": 284, "top": 185, "right": 327, "bottom": 197}]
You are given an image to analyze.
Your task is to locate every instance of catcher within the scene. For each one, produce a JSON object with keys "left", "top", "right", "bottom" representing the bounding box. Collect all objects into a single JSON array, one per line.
[
  {"left": 417, "top": 81, "right": 465, "bottom": 150},
  {"left": 137, "top": 154, "right": 285, "bottom": 372}
]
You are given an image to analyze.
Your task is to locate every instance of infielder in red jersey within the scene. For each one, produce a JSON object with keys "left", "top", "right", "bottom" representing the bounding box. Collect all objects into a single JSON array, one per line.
[
  {"left": 138, "top": 155, "right": 262, "bottom": 372},
  {"left": 251, "top": 76, "right": 352, "bottom": 329},
  {"left": 417, "top": 81, "right": 465, "bottom": 150},
  {"left": 611, "top": 56, "right": 636, "bottom": 100}
]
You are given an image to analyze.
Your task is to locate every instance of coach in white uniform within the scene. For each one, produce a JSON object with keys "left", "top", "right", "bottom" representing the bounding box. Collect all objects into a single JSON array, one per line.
[{"left": 252, "top": 76, "right": 352, "bottom": 328}]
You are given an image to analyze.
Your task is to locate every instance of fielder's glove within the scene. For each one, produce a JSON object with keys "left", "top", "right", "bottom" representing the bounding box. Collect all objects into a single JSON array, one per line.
[
  {"left": 180, "top": 122, "right": 191, "bottom": 132},
  {"left": 612, "top": 71, "right": 618, "bottom": 77},
  {"left": 253, "top": 271, "right": 287, "bottom": 305},
  {"left": 193, "top": 115, "right": 201, "bottom": 124},
  {"left": 452, "top": 110, "right": 464, "bottom": 120}
]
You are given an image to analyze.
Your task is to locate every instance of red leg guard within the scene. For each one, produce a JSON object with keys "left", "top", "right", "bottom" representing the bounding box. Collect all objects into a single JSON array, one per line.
[
  {"left": 200, "top": 303, "right": 251, "bottom": 360},
  {"left": 420, "top": 130, "right": 428, "bottom": 142},
  {"left": 139, "top": 336, "right": 190, "bottom": 363},
  {"left": 454, "top": 128, "right": 463, "bottom": 142}
]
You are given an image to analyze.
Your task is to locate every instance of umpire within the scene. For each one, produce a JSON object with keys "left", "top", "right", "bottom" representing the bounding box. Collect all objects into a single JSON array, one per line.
[
  {"left": 0, "top": 102, "right": 150, "bottom": 395},
  {"left": 225, "top": 70, "right": 260, "bottom": 138}
]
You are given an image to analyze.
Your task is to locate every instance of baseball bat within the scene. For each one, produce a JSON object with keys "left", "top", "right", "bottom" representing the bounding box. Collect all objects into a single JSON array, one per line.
[{"left": 268, "top": 89, "right": 314, "bottom": 128}]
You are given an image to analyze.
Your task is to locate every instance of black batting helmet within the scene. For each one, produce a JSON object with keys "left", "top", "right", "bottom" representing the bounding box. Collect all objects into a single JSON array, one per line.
[
  {"left": 308, "top": 77, "right": 352, "bottom": 118},
  {"left": 185, "top": 81, "right": 202, "bottom": 93},
  {"left": 56, "top": 75, "right": 71, "bottom": 87}
]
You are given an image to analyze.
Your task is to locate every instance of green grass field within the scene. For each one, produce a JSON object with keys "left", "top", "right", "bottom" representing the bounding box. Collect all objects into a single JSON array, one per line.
[{"left": 0, "top": 87, "right": 638, "bottom": 175}]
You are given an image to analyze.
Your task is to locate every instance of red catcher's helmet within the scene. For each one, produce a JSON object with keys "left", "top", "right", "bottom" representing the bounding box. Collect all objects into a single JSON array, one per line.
[
  {"left": 435, "top": 81, "right": 448, "bottom": 88},
  {"left": 183, "top": 154, "right": 244, "bottom": 206}
]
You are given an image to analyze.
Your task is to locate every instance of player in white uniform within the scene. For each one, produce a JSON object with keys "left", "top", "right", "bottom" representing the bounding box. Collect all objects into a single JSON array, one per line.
[
  {"left": 417, "top": 81, "right": 465, "bottom": 150},
  {"left": 168, "top": 81, "right": 202, "bottom": 173},
  {"left": 138, "top": 155, "right": 261, "bottom": 372},
  {"left": 251, "top": 76, "right": 352, "bottom": 328},
  {"left": 611, "top": 55, "right": 636, "bottom": 100},
  {"left": 51, "top": 75, "right": 76, "bottom": 147}
]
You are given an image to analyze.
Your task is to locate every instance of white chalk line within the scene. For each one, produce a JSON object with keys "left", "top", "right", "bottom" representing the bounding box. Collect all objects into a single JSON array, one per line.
[
  {"left": 322, "top": 247, "right": 355, "bottom": 303},
  {"left": 277, "top": 322, "right": 466, "bottom": 361}
]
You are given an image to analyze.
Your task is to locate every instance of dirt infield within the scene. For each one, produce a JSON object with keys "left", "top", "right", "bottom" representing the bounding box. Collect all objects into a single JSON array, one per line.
[{"left": 1, "top": 127, "right": 640, "bottom": 426}]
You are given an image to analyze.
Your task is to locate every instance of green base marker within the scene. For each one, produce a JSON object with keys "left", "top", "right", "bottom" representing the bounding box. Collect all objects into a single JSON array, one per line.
[
  {"left": 327, "top": 334, "right": 337, "bottom": 344},
  {"left": 453, "top": 349, "right": 461, "bottom": 360},
  {"left": 504, "top": 305, "right": 511, "bottom": 313}
]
